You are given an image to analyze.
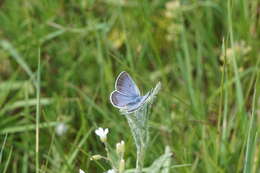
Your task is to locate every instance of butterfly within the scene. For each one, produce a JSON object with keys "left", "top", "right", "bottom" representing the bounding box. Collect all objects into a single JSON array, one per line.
[{"left": 110, "top": 71, "right": 151, "bottom": 113}]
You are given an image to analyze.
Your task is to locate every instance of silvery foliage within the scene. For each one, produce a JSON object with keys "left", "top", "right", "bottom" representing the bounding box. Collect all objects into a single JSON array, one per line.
[{"left": 119, "top": 82, "right": 171, "bottom": 173}]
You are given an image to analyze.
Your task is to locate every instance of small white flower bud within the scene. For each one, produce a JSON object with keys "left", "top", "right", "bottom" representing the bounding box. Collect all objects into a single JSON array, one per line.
[
  {"left": 118, "top": 159, "right": 125, "bottom": 172},
  {"left": 116, "top": 140, "right": 125, "bottom": 155},
  {"left": 90, "top": 154, "right": 102, "bottom": 161}
]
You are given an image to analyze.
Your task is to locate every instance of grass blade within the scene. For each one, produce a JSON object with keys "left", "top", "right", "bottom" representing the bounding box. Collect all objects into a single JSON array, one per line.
[
  {"left": 35, "top": 47, "right": 41, "bottom": 173},
  {"left": 0, "top": 134, "right": 8, "bottom": 164},
  {"left": 243, "top": 70, "right": 259, "bottom": 173}
]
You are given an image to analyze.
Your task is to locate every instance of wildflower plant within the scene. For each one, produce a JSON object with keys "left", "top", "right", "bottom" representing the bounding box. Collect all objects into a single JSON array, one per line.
[
  {"left": 110, "top": 71, "right": 165, "bottom": 173},
  {"left": 88, "top": 71, "right": 172, "bottom": 173},
  {"left": 121, "top": 82, "right": 161, "bottom": 173}
]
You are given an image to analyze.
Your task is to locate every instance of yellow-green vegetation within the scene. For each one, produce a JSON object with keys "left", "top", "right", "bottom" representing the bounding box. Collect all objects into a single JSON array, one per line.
[{"left": 0, "top": 0, "right": 259, "bottom": 172}]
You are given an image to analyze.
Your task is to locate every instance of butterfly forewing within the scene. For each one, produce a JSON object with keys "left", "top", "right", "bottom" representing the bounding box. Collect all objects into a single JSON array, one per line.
[{"left": 115, "top": 71, "right": 140, "bottom": 97}]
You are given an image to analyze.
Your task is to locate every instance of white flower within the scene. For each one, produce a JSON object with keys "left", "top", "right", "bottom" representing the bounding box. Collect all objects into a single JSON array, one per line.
[
  {"left": 106, "top": 169, "right": 116, "bottom": 173},
  {"left": 79, "top": 169, "right": 85, "bottom": 173},
  {"left": 55, "top": 122, "right": 68, "bottom": 136},
  {"left": 116, "top": 140, "right": 125, "bottom": 155},
  {"left": 95, "top": 127, "right": 109, "bottom": 143}
]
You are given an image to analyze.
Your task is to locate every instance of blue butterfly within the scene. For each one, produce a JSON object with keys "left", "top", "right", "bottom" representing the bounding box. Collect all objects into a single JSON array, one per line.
[{"left": 110, "top": 71, "right": 151, "bottom": 113}]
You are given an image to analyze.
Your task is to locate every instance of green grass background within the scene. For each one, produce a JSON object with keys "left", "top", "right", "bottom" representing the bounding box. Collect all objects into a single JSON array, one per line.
[{"left": 0, "top": 0, "right": 259, "bottom": 172}]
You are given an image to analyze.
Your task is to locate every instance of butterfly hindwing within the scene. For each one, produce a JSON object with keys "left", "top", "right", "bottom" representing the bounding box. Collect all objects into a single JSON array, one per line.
[
  {"left": 115, "top": 71, "right": 140, "bottom": 97},
  {"left": 110, "top": 91, "right": 137, "bottom": 108}
]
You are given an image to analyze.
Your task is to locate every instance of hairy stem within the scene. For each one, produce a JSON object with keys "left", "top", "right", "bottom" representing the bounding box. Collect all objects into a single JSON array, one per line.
[{"left": 136, "top": 145, "right": 145, "bottom": 173}]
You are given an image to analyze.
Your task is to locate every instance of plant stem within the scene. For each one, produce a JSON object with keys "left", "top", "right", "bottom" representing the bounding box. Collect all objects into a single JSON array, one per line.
[
  {"left": 136, "top": 146, "right": 145, "bottom": 173},
  {"left": 104, "top": 142, "right": 116, "bottom": 171}
]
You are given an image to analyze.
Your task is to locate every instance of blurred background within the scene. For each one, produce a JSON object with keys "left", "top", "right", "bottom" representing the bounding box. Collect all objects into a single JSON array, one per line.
[{"left": 0, "top": 0, "right": 259, "bottom": 172}]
